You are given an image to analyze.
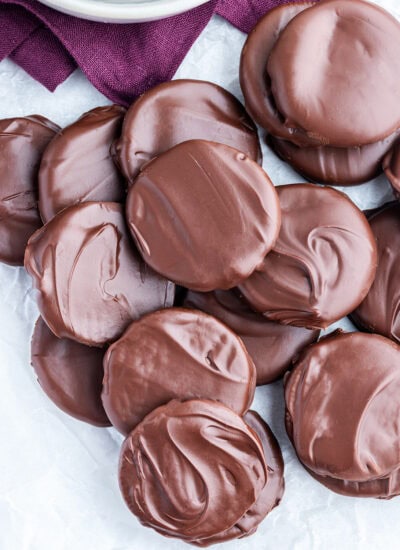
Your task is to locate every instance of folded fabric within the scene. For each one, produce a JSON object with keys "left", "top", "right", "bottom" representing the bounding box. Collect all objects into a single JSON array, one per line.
[{"left": 0, "top": 0, "right": 306, "bottom": 106}]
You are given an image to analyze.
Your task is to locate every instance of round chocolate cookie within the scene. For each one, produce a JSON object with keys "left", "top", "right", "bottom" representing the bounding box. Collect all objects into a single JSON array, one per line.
[
  {"left": 39, "top": 105, "right": 126, "bottom": 223},
  {"left": 351, "top": 203, "right": 400, "bottom": 344},
  {"left": 239, "top": 184, "right": 377, "bottom": 329},
  {"left": 31, "top": 317, "right": 110, "bottom": 427},
  {"left": 285, "top": 332, "right": 400, "bottom": 498},
  {"left": 25, "top": 202, "right": 175, "bottom": 347},
  {"left": 113, "top": 79, "right": 262, "bottom": 184},
  {"left": 268, "top": 132, "right": 398, "bottom": 186},
  {"left": 102, "top": 308, "right": 256, "bottom": 434},
  {"left": 126, "top": 140, "right": 281, "bottom": 291},
  {"left": 118, "top": 399, "right": 268, "bottom": 543},
  {"left": 183, "top": 289, "right": 319, "bottom": 385},
  {"left": 240, "top": 2, "right": 313, "bottom": 143},
  {"left": 383, "top": 140, "right": 400, "bottom": 196},
  {"left": 267, "top": 0, "right": 400, "bottom": 147},
  {"left": 0, "top": 115, "right": 59, "bottom": 265},
  {"left": 194, "top": 411, "right": 284, "bottom": 546}
]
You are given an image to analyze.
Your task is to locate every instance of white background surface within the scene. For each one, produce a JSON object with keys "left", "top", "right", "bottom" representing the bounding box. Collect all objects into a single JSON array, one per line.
[{"left": 0, "top": 2, "right": 399, "bottom": 549}]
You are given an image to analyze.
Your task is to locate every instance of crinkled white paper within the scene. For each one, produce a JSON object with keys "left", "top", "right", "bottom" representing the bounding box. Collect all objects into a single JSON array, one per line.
[{"left": 1, "top": 2, "right": 400, "bottom": 549}]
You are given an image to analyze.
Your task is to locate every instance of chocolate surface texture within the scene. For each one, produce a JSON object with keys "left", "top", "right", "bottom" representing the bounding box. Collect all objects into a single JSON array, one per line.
[
  {"left": 0, "top": 115, "right": 59, "bottom": 265},
  {"left": 351, "top": 203, "right": 400, "bottom": 344},
  {"left": 183, "top": 289, "right": 319, "bottom": 385},
  {"left": 126, "top": 139, "right": 281, "bottom": 291},
  {"left": 114, "top": 79, "right": 262, "bottom": 184},
  {"left": 240, "top": 1, "right": 400, "bottom": 184},
  {"left": 239, "top": 184, "right": 377, "bottom": 329},
  {"left": 39, "top": 105, "right": 126, "bottom": 223},
  {"left": 102, "top": 308, "right": 256, "bottom": 434},
  {"left": 118, "top": 399, "right": 270, "bottom": 544},
  {"left": 383, "top": 140, "right": 400, "bottom": 196},
  {"left": 25, "top": 201, "right": 175, "bottom": 347},
  {"left": 31, "top": 317, "right": 110, "bottom": 427},
  {"left": 285, "top": 332, "right": 400, "bottom": 498}
]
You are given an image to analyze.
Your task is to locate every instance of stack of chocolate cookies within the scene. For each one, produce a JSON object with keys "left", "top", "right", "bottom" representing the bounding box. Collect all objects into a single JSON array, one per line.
[{"left": 1, "top": 0, "right": 400, "bottom": 545}]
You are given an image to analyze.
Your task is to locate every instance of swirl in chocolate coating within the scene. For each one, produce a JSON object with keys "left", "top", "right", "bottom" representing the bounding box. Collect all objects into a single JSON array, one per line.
[
  {"left": 0, "top": 115, "right": 59, "bottom": 265},
  {"left": 267, "top": 0, "right": 400, "bottom": 147},
  {"left": 194, "top": 411, "right": 285, "bottom": 546},
  {"left": 383, "top": 140, "right": 400, "bottom": 197},
  {"left": 39, "top": 105, "right": 126, "bottom": 223},
  {"left": 102, "top": 308, "right": 256, "bottom": 434},
  {"left": 239, "top": 184, "right": 377, "bottom": 329},
  {"left": 113, "top": 79, "right": 262, "bottom": 184},
  {"left": 118, "top": 399, "right": 268, "bottom": 542},
  {"left": 31, "top": 317, "right": 110, "bottom": 427},
  {"left": 285, "top": 332, "right": 400, "bottom": 498},
  {"left": 351, "top": 204, "right": 400, "bottom": 344},
  {"left": 25, "top": 202, "right": 175, "bottom": 347},
  {"left": 126, "top": 140, "right": 281, "bottom": 291},
  {"left": 183, "top": 289, "right": 319, "bottom": 385}
]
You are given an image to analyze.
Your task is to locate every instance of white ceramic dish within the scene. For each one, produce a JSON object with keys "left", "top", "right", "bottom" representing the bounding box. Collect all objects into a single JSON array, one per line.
[{"left": 37, "top": 0, "right": 210, "bottom": 23}]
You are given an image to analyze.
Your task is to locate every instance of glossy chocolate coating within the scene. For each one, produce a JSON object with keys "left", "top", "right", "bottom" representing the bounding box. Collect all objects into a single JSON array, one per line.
[
  {"left": 351, "top": 204, "right": 400, "bottom": 344},
  {"left": 240, "top": 2, "right": 313, "bottom": 144},
  {"left": 102, "top": 308, "right": 256, "bottom": 434},
  {"left": 383, "top": 140, "right": 400, "bottom": 196},
  {"left": 268, "top": 132, "right": 398, "bottom": 186},
  {"left": 126, "top": 140, "right": 281, "bottom": 291},
  {"left": 113, "top": 79, "right": 262, "bottom": 184},
  {"left": 239, "top": 184, "right": 377, "bottom": 329},
  {"left": 0, "top": 115, "right": 59, "bottom": 265},
  {"left": 183, "top": 290, "right": 319, "bottom": 385},
  {"left": 267, "top": 0, "right": 400, "bottom": 147},
  {"left": 39, "top": 105, "right": 126, "bottom": 223},
  {"left": 25, "top": 202, "right": 175, "bottom": 347},
  {"left": 118, "top": 399, "right": 268, "bottom": 543},
  {"left": 285, "top": 332, "right": 400, "bottom": 498},
  {"left": 31, "top": 317, "right": 110, "bottom": 427},
  {"left": 194, "top": 411, "right": 284, "bottom": 546}
]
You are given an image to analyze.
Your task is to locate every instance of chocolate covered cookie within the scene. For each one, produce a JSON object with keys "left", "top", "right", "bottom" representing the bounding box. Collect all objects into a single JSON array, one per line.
[
  {"left": 351, "top": 203, "right": 400, "bottom": 344},
  {"left": 0, "top": 115, "right": 59, "bottom": 265},
  {"left": 239, "top": 184, "right": 377, "bottom": 329},
  {"left": 39, "top": 105, "right": 126, "bottom": 222},
  {"left": 126, "top": 140, "right": 281, "bottom": 291},
  {"left": 102, "top": 308, "right": 256, "bottom": 434},
  {"left": 119, "top": 399, "right": 271, "bottom": 544},
  {"left": 25, "top": 202, "right": 175, "bottom": 347},
  {"left": 31, "top": 317, "right": 110, "bottom": 427},
  {"left": 184, "top": 289, "right": 319, "bottom": 385},
  {"left": 383, "top": 140, "right": 400, "bottom": 196},
  {"left": 113, "top": 79, "right": 262, "bottom": 184},
  {"left": 285, "top": 332, "right": 400, "bottom": 498}
]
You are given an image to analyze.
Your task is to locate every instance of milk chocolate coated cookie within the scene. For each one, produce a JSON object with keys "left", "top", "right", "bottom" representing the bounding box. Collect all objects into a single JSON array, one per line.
[
  {"left": 0, "top": 115, "right": 59, "bottom": 265},
  {"left": 267, "top": 0, "right": 400, "bottom": 147},
  {"left": 268, "top": 133, "right": 398, "bottom": 186},
  {"left": 25, "top": 202, "right": 175, "bottom": 347},
  {"left": 194, "top": 411, "right": 284, "bottom": 546},
  {"left": 31, "top": 317, "right": 110, "bottom": 427},
  {"left": 113, "top": 79, "right": 262, "bottom": 184},
  {"left": 285, "top": 332, "right": 400, "bottom": 498},
  {"left": 183, "top": 290, "right": 319, "bottom": 385},
  {"left": 383, "top": 140, "right": 400, "bottom": 196},
  {"left": 240, "top": 2, "right": 312, "bottom": 142},
  {"left": 102, "top": 308, "right": 256, "bottom": 434},
  {"left": 351, "top": 204, "right": 400, "bottom": 344},
  {"left": 126, "top": 140, "right": 281, "bottom": 291},
  {"left": 39, "top": 105, "right": 126, "bottom": 223},
  {"left": 239, "top": 184, "right": 377, "bottom": 329},
  {"left": 119, "top": 399, "right": 268, "bottom": 543}
]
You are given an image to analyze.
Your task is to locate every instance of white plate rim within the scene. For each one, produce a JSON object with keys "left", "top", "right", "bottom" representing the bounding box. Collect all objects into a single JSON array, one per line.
[{"left": 38, "top": 0, "right": 211, "bottom": 22}]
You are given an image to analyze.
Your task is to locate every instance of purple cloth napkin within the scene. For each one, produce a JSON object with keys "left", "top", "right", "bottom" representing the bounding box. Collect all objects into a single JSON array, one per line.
[{"left": 0, "top": 0, "right": 302, "bottom": 106}]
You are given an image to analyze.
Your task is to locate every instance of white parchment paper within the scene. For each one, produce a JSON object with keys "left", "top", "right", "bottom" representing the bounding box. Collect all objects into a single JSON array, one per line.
[{"left": 0, "top": 2, "right": 399, "bottom": 549}]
